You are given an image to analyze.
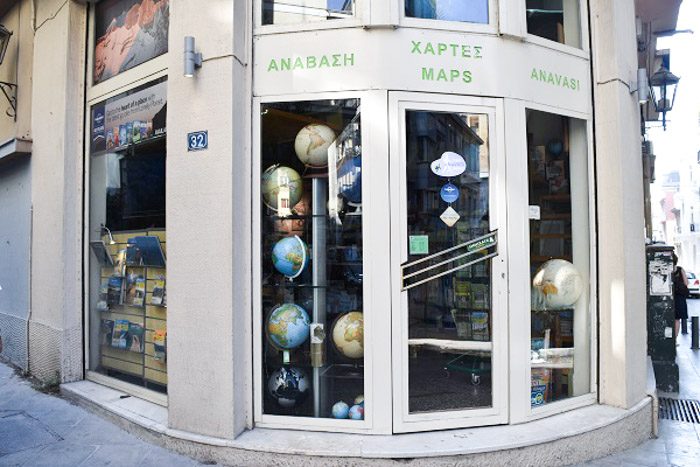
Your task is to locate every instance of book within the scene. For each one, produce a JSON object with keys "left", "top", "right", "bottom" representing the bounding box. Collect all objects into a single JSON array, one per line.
[
  {"left": 124, "top": 273, "right": 146, "bottom": 307},
  {"left": 150, "top": 277, "right": 166, "bottom": 306},
  {"left": 126, "top": 236, "right": 166, "bottom": 268},
  {"left": 97, "top": 279, "right": 110, "bottom": 312},
  {"left": 128, "top": 323, "right": 145, "bottom": 353},
  {"left": 153, "top": 329, "right": 167, "bottom": 362},
  {"left": 101, "top": 319, "right": 114, "bottom": 346},
  {"left": 111, "top": 319, "right": 129, "bottom": 349},
  {"left": 113, "top": 249, "right": 127, "bottom": 277},
  {"left": 106, "top": 275, "right": 124, "bottom": 306}
]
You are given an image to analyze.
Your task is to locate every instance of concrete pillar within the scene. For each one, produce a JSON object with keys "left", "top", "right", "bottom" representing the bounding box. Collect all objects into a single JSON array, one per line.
[
  {"left": 166, "top": 0, "right": 251, "bottom": 438},
  {"left": 28, "top": 0, "right": 86, "bottom": 384},
  {"left": 589, "top": 0, "right": 648, "bottom": 409}
]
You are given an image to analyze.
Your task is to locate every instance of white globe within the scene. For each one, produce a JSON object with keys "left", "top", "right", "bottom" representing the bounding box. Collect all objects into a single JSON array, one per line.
[
  {"left": 294, "top": 124, "right": 336, "bottom": 168},
  {"left": 532, "top": 259, "right": 584, "bottom": 310}
]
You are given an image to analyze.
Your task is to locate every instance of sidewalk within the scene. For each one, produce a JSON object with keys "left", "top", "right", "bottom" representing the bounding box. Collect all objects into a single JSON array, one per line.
[
  {"left": 579, "top": 299, "right": 700, "bottom": 467},
  {"left": 1, "top": 305, "right": 699, "bottom": 466},
  {"left": 0, "top": 362, "right": 204, "bottom": 466}
]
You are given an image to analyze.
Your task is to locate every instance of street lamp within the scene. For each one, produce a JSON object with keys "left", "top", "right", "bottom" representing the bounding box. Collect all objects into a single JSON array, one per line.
[
  {"left": 0, "top": 24, "right": 17, "bottom": 118},
  {"left": 0, "top": 24, "right": 12, "bottom": 65},
  {"left": 650, "top": 66, "right": 680, "bottom": 131}
]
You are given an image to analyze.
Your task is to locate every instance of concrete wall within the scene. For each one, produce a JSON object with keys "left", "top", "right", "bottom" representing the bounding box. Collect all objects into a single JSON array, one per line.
[
  {"left": 0, "top": 156, "right": 31, "bottom": 369},
  {"left": 28, "top": 0, "right": 86, "bottom": 383},
  {"left": 590, "top": 0, "right": 649, "bottom": 409},
  {"left": 165, "top": 0, "right": 251, "bottom": 438},
  {"left": 0, "top": 0, "right": 33, "bottom": 144}
]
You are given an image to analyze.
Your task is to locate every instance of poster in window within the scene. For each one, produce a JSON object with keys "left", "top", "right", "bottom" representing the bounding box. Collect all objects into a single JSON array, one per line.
[
  {"left": 90, "top": 79, "right": 167, "bottom": 154},
  {"left": 94, "top": 0, "right": 170, "bottom": 84}
]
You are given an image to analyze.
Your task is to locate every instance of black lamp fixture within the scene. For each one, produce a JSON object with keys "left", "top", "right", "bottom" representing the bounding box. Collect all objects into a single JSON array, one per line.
[
  {"left": 650, "top": 65, "right": 680, "bottom": 131},
  {"left": 0, "top": 24, "right": 17, "bottom": 118}
]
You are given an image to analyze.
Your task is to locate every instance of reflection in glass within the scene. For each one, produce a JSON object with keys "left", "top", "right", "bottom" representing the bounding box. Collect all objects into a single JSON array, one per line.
[
  {"left": 527, "top": 109, "right": 589, "bottom": 407},
  {"left": 405, "top": 110, "right": 493, "bottom": 413},
  {"left": 526, "top": 0, "right": 581, "bottom": 48},
  {"left": 406, "top": 0, "right": 489, "bottom": 24},
  {"left": 262, "top": 0, "right": 354, "bottom": 25},
  {"left": 260, "top": 99, "right": 365, "bottom": 420}
]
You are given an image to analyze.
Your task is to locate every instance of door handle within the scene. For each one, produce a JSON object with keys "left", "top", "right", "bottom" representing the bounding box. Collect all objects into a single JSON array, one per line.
[{"left": 401, "top": 230, "right": 498, "bottom": 291}]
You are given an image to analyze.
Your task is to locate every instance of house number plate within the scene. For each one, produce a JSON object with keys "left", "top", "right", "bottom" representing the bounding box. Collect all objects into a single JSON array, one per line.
[{"left": 187, "top": 130, "right": 208, "bottom": 151}]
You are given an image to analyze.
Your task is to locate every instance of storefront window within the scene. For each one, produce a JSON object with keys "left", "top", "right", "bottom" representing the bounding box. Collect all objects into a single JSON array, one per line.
[
  {"left": 260, "top": 99, "right": 365, "bottom": 420},
  {"left": 261, "top": 1, "right": 355, "bottom": 26},
  {"left": 526, "top": 0, "right": 581, "bottom": 48},
  {"left": 93, "top": 0, "right": 170, "bottom": 84},
  {"left": 405, "top": 0, "right": 489, "bottom": 24},
  {"left": 403, "top": 110, "right": 493, "bottom": 413},
  {"left": 88, "top": 78, "right": 168, "bottom": 393},
  {"left": 527, "top": 109, "right": 590, "bottom": 407}
]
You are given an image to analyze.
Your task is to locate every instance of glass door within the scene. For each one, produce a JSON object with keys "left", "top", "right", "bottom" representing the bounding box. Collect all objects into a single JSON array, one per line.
[{"left": 389, "top": 93, "right": 508, "bottom": 432}]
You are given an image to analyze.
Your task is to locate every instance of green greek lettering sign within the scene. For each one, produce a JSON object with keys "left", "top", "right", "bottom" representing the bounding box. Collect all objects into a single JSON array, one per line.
[
  {"left": 267, "top": 53, "right": 356, "bottom": 73},
  {"left": 530, "top": 68, "right": 580, "bottom": 91}
]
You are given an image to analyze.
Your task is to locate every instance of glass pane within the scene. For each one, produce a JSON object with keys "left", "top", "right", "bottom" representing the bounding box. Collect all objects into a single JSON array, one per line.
[
  {"left": 262, "top": 0, "right": 355, "bottom": 26},
  {"left": 88, "top": 79, "right": 168, "bottom": 393},
  {"left": 260, "top": 99, "right": 365, "bottom": 420},
  {"left": 405, "top": 0, "right": 489, "bottom": 24},
  {"left": 527, "top": 110, "right": 590, "bottom": 407},
  {"left": 526, "top": 0, "right": 581, "bottom": 48},
  {"left": 94, "top": 0, "right": 170, "bottom": 84},
  {"left": 404, "top": 110, "right": 493, "bottom": 413}
]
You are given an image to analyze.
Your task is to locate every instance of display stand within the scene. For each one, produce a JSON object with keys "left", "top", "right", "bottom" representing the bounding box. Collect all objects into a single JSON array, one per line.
[{"left": 312, "top": 177, "right": 327, "bottom": 417}]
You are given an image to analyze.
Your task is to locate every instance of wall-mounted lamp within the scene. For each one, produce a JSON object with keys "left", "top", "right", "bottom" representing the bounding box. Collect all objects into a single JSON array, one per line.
[
  {"left": 0, "top": 24, "right": 17, "bottom": 118},
  {"left": 650, "top": 66, "right": 680, "bottom": 131},
  {"left": 100, "top": 224, "right": 116, "bottom": 245},
  {"left": 184, "top": 36, "right": 202, "bottom": 78}
]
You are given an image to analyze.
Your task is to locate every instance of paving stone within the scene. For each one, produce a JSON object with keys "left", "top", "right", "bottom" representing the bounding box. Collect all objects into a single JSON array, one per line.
[
  {"left": 26, "top": 443, "right": 98, "bottom": 467},
  {"left": 0, "top": 445, "right": 49, "bottom": 466},
  {"left": 0, "top": 412, "right": 60, "bottom": 455}
]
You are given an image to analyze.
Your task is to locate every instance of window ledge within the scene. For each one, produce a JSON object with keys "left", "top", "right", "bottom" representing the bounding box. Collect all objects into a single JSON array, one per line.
[
  {"left": 0, "top": 137, "right": 32, "bottom": 165},
  {"left": 62, "top": 379, "right": 652, "bottom": 463}
]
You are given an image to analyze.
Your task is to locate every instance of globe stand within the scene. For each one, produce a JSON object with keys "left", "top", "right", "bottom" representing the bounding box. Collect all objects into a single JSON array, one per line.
[{"left": 311, "top": 177, "right": 327, "bottom": 418}]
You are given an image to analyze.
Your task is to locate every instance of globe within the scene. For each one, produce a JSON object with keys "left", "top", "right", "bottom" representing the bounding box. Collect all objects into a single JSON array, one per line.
[
  {"left": 348, "top": 404, "right": 364, "bottom": 420},
  {"left": 331, "top": 401, "right": 350, "bottom": 419},
  {"left": 294, "top": 123, "right": 336, "bottom": 168},
  {"left": 272, "top": 235, "right": 309, "bottom": 279},
  {"left": 267, "top": 303, "right": 310, "bottom": 350},
  {"left": 268, "top": 367, "right": 309, "bottom": 408},
  {"left": 275, "top": 194, "right": 310, "bottom": 235},
  {"left": 332, "top": 311, "right": 364, "bottom": 359},
  {"left": 532, "top": 259, "right": 584, "bottom": 310},
  {"left": 261, "top": 165, "right": 303, "bottom": 211}
]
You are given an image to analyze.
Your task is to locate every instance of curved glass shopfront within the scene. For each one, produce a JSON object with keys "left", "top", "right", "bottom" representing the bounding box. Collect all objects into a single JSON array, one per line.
[{"left": 252, "top": 0, "right": 594, "bottom": 434}]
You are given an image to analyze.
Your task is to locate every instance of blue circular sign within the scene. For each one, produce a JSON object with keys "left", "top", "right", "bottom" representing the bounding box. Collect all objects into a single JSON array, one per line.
[{"left": 440, "top": 183, "right": 460, "bottom": 204}]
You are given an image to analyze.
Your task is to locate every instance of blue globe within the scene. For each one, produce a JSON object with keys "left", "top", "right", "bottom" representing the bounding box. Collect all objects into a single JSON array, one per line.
[
  {"left": 331, "top": 401, "right": 350, "bottom": 419},
  {"left": 272, "top": 235, "right": 309, "bottom": 279},
  {"left": 268, "top": 367, "right": 309, "bottom": 408},
  {"left": 267, "top": 303, "right": 310, "bottom": 350}
]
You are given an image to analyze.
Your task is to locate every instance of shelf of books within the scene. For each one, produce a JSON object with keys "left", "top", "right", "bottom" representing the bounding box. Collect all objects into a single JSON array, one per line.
[{"left": 97, "top": 229, "right": 167, "bottom": 392}]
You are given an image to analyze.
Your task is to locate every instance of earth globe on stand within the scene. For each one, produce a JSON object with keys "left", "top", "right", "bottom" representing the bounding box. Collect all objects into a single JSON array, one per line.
[
  {"left": 294, "top": 123, "right": 336, "bottom": 168},
  {"left": 268, "top": 366, "right": 309, "bottom": 408},
  {"left": 267, "top": 303, "right": 311, "bottom": 350},
  {"left": 272, "top": 235, "right": 309, "bottom": 279},
  {"left": 531, "top": 259, "right": 583, "bottom": 310},
  {"left": 332, "top": 311, "right": 364, "bottom": 359},
  {"left": 261, "top": 165, "right": 303, "bottom": 211}
]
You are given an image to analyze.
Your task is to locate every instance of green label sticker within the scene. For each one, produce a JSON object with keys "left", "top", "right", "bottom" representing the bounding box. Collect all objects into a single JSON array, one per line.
[
  {"left": 467, "top": 235, "right": 496, "bottom": 252},
  {"left": 409, "top": 235, "right": 429, "bottom": 255}
]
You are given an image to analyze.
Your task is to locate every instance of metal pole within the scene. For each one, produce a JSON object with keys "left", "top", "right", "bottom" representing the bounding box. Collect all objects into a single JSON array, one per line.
[
  {"left": 692, "top": 316, "right": 699, "bottom": 350},
  {"left": 312, "top": 178, "right": 327, "bottom": 417}
]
